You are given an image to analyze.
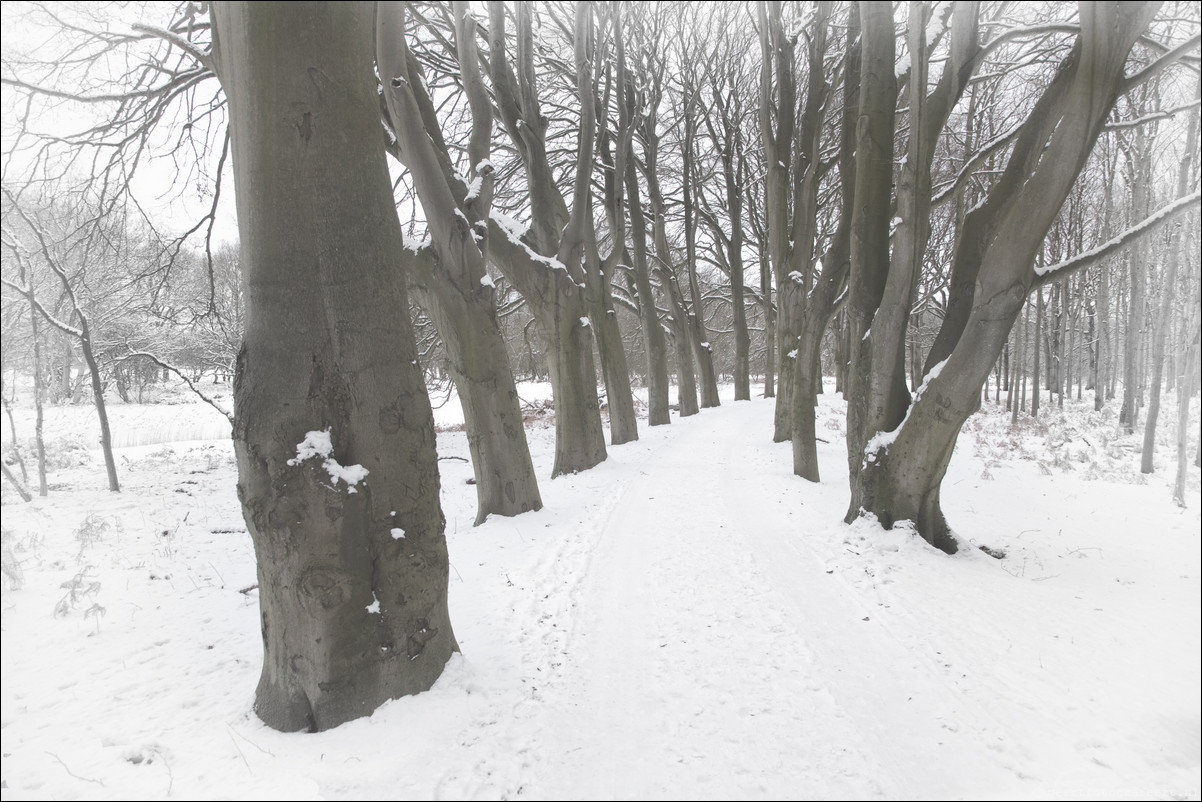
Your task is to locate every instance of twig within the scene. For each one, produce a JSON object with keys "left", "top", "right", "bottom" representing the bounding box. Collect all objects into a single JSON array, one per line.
[
  {"left": 46, "top": 751, "right": 104, "bottom": 786},
  {"left": 437, "top": 455, "right": 469, "bottom": 462},
  {"left": 226, "top": 729, "right": 252, "bottom": 773}
]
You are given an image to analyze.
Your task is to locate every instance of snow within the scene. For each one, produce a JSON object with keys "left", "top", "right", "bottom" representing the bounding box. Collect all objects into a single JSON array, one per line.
[
  {"left": 896, "top": 51, "right": 911, "bottom": 78},
  {"left": 490, "top": 211, "right": 569, "bottom": 273},
  {"left": 365, "top": 593, "right": 381, "bottom": 615},
  {"left": 288, "top": 428, "right": 333, "bottom": 463},
  {"left": 579, "top": 316, "right": 590, "bottom": 328},
  {"left": 788, "top": 270, "right": 805, "bottom": 285},
  {"left": 403, "top": 232, "right": 432, "bottom": 255},
  {"left": 1, "top": 380, "right": 1199, "bottom": 799},
  {"left": 927, "top": 2, "right": 949, "bottom": 42},
  {"left": 863, "top": 359, "right": 948, "bottom": 467},
  {"left": 391, "top": 528, "right": 406, "bottom": 540},
  {"left": 479, "top": 274, "right": 495, "bottom": 288},
  {"left": 287, "top": 428, "right": 369, "bottom": 491},
  {"left": 1035, "top": 190, "right": 1202, "bottom": 278}
]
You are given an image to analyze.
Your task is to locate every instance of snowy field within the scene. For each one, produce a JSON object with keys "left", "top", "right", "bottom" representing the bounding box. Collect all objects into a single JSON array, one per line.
[{"left": 1, "top": 380, "right": 1199, "bottom": 800}]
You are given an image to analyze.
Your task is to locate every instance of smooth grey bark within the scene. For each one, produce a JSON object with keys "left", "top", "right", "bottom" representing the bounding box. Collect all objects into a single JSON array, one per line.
[
  {"left": 842, "top": 0, "right": 898, "bottom": 492},
  {"left": 377, "top": 1, "right": 541, "bottom": 524},
  {"left": 583, "top": 3, "right": 638, "bottom": 447},
  {"left": 1094, "top": 156, "right": 1114, "bottom": 412},
  {"left": 213, "top": 0, "right": 457, "bottom": 732},
  {"left": 846, "top": 0, "right": 982, "bottom": 510}
]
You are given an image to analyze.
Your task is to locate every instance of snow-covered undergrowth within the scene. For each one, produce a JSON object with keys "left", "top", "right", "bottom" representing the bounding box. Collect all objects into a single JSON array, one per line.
[{"left": 1, "top": 381, "right": 1198, "bottom": 799}]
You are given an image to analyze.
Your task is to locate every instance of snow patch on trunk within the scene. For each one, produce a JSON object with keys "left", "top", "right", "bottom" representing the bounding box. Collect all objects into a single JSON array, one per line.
[{"left": 288, "top": 428, "right": 370, "bottom": 491}]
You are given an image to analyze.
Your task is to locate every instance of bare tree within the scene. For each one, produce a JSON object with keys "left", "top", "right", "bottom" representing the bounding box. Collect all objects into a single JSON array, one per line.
[
  {"left": 2, "top": 191, "right": 123, "bottom": 492},
  {"left": 485, "top": 0, "right": 608, "bottom": 476},
  {"left": 848, "top": 1, "right": 1199, "bottom": 552},
  {"left": 377, "top": 1, "right": 542, "bottom": 523}
]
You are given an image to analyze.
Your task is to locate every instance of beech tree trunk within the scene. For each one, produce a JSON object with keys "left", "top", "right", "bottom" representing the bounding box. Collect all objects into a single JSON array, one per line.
[
  {"left": 843, "top": 0, "right": 898, "bottom": 493},
  {"left": 625, "top": 157, "right": 670, "bottom": 426},
  {"left": 377, "top": 1, "right": 541, "bottom": 524},
  {"left": 213, "top": 0, "right": 457, "bottom": 732},
  {"left": 643, "top": 130, "right": 699, "bottom": 417},
  {"left": 854, "top": 2, "right": 1165, "bottom": 552},
  {"left": 485, "top": 0, "right": 608, "bottom": 475},
  {"left": 791, "top": 1, "right": 854, "bottom": 482}
]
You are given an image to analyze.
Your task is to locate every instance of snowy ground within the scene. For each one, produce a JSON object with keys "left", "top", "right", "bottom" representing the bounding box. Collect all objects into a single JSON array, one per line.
[{"left": 1, "top": 380, "right": 1199, "bottom": 800}]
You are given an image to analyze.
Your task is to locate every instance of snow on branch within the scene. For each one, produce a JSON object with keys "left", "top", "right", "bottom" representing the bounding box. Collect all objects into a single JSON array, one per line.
[
  {"left": 1121, "top": 32, "right": 1202, "bottom": 96},
  {"left": 1033, "top": 190, "right": 1201, "bottom": 287},
  {"left": 0, "top": 275, "right": 83, "bottom": 339},
  {"left": 1104, "top": 98, "right": 1201, "bottom": 131},
  {"left": 931, "top": 121, "right": 1023, "bottom": 208}
]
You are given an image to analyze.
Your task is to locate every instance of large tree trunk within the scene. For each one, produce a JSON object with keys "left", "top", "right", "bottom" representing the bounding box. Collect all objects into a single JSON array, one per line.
[
  {"left": 213, "top": 0, "right": 457, "bottom": 732},
  {"left": 587, "top": 264, "right": 639, "bottom": 445},
  {"left": 484, "top": 0, "right": 613, "bottom": 469},
  {"left": 792, "top": 1, "right": 854, "bottom": 481},
  {"left": 855, "top": 2, "right": 1163, "bottom": 552},
  {"left": 758, "top": 0, "right": 798, "bottom": 441},
  {"left": 406, "top": 271, "right": 543, "bottom": 522},
  {"left": 378, "top": 2, "right": 541, "bottom": 525},
  {"left": 488, "top": 221, "right": 608, "bottom": 477},
  {"left": 843, "top": 0, "right": 898, "bottom": 503}
]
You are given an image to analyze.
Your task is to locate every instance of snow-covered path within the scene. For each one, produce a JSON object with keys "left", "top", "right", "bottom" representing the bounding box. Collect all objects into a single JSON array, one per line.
[
  {"left": 446, "top": 398, "right": 1199, "bottom": 799},
  {"left": 529, "top": 407, "right": 874, "bottom": 798},
  {"left": 500, "top": 402, "right": 1026, "bottom": 799}
]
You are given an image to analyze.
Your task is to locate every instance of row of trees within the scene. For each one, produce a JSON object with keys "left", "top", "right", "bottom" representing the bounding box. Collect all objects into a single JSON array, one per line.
[{"left": 2, "top": 0, "right": 1198, "bottom": 730}]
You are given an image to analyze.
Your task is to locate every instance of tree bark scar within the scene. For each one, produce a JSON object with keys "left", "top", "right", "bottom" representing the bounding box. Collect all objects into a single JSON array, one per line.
[
  {"left": 306, "top": 67, "right": 329, "bottom": 100},
  {"left": 297, "top": 111, "right": 312, "bottom": 146}
]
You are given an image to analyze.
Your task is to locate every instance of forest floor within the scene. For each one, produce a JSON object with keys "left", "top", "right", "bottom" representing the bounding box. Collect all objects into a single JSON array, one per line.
[{"left": 1, "top": 380, "right": 1199, "bottom": 800}]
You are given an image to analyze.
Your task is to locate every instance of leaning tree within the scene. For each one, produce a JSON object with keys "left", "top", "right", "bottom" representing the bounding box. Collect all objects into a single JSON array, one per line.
[{"left": 844, "top": 0, "right": 1200, "bottom": 552}]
